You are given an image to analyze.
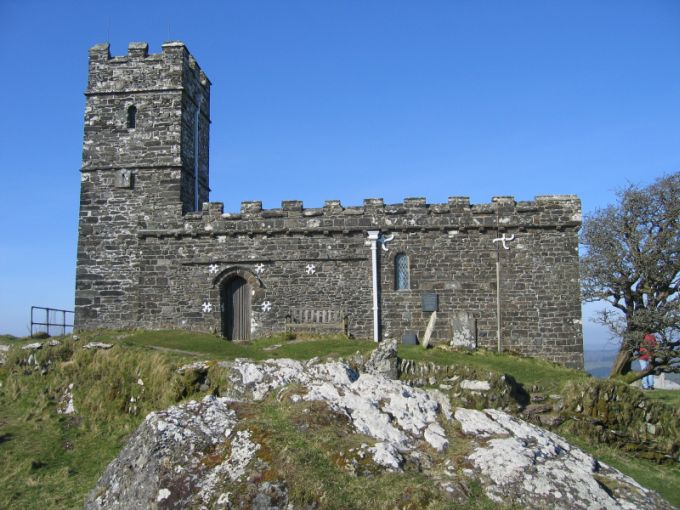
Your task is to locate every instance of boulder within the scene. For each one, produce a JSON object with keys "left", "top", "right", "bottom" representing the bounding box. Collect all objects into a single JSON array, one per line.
[
  {"left": 363, "top": 338, "right": 399, "bottom": 379},
  {"left": 58, "top": 383, "right": 76, "bottom": 415},
  {"left": 83, "top": 342, "right": 113, "bottom": 350},
  {"left": 85, "top": 396, "right": 243, "bottom": 509}
]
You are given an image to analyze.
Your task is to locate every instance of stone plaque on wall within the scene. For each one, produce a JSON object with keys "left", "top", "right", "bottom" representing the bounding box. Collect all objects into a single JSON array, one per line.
[
  {"left": 421, "top": 293, "right": 438, "bottom": 312},
  {"left": 115, "top": 169, "right": 133, "bottom": 188}
]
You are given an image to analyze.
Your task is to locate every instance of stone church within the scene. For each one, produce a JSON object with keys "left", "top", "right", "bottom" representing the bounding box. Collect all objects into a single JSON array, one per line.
[{"left": 74, "top": 41, "right": 584, "bottom": 368}]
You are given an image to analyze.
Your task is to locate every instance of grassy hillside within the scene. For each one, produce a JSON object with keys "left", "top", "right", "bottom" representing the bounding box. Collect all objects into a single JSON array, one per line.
[{"left": 0, "top": 330, "right": 678, "bottom": 509}]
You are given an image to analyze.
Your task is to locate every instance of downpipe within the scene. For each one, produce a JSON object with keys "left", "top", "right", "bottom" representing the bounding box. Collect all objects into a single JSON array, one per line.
[{"left": 367, "top": 230, "right": 380, "bottom": 342}]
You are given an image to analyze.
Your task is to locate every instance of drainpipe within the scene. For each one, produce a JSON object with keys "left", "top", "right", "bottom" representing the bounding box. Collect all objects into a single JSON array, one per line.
[
  {"left": 193, "top": 95, "right": 204, "bottom": 212},
  {"left": 492, "top": 231, "right": 515, "bottom": 354},
  {"left": 367, "top": 230, "right": 381, "bottom": 342}
]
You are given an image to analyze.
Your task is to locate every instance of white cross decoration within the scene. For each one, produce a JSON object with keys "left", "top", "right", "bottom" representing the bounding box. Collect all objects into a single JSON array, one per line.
[
  {"left": 305, "top": 264, "right": 316, "bottom": 275},
  {"left": 261, "top": 301, "right": 272, "bottom": 312},
  {"left": 492, "top": 234, "right": 516, "bottom": 250},
  {"left": 254, "top": 263, "right": 265, "bottom": 275},
  {"left": 208, "top": 264, "right": 219, "bottom": 274},
  {"left": 201, "top": 301, "right": 213, "bottom": 313},
  {"left": 379, "top": 233, "right": 394, "bottom": 252}
]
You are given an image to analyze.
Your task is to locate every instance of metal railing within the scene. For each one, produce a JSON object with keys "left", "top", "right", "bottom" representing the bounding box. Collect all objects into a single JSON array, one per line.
[{"left": 30, "top": 306, "right": 74, "bottom": 337}]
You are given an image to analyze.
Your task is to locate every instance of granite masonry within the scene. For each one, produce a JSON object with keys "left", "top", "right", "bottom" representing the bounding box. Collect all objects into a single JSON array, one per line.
[{"left": 75, "top": 42, "right": 584, "bottom": 368}]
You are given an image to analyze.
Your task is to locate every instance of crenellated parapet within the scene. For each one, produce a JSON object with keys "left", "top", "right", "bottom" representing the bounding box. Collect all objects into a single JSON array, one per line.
[
  {"left": 86, "top": 41, "right": 210, "bottom": 95},
  {"left": 140, "top": 195, "right": 581, "bottom": 239},
  {"left": 82, "top": 41, "right": 210, "bottom": 214}
]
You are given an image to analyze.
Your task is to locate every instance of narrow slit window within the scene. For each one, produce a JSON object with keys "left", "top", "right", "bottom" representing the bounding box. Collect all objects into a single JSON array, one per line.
[
  {"left": 127, "top": 105, "right": 137, "bottom": 128},
  {"left": 395, "top": 253, "right": 410, "bottom": 290}
]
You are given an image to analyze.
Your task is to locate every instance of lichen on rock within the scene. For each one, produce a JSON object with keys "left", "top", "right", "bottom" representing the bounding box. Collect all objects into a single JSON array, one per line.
[
  {"left": 85, "top": 357, "right": 674, "bottom": 510},
  {"left": 456, "top": 408, "right": 673, "bottom": 509}
]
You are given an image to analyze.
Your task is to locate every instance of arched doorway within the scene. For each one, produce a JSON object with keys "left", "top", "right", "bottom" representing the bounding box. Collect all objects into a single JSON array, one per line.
[{"left": 221, "top": 276, "right": 251, "bottom": 340}]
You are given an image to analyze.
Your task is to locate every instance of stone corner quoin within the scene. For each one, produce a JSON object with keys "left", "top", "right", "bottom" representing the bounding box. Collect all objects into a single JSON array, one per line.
[{"left": 74, "top": 41, "right": 583, "bottom": 369}]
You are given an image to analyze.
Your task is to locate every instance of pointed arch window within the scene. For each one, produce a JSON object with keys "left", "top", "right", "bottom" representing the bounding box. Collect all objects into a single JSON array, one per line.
[
  {"left": 126, "top": 105, "right": 137, "bottom": 129},
  {"left": 395, "top": 253, "right": 410, "bottom": 290}
]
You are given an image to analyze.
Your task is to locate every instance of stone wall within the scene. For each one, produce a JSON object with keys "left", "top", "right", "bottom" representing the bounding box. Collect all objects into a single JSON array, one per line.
[
  {"left": 129, "top": 195, "right": 582, "bottom": 367},
  {"left": 74, "top": 42, "right": 584, "bottom": 368}
]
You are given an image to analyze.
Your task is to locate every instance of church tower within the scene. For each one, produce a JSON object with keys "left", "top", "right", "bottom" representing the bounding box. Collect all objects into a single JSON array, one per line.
[{"left": 75, "top": 41, "right": 210, "bottom": 329}]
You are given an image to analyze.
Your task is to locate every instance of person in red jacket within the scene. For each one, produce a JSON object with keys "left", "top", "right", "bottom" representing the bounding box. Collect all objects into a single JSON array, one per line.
[{"left": 639, "top": 333, "right": 657, "bottom": 390}]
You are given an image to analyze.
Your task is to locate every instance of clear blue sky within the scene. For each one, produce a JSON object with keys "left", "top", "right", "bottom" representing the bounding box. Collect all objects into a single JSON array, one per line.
[{"left": 1, "top": 1, "right": 679, "bottom": 347}]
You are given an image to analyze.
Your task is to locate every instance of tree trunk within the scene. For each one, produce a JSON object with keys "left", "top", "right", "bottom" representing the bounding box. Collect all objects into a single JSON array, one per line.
[
  {"left": 609, "top": 327, "right": 644, "bottom": 377},
  {"left": 609, "top": 348, "right": 633, "bottom": 377}
]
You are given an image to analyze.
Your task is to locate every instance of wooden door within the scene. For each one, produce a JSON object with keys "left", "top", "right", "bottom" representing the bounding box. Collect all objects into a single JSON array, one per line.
[{"left": 221, "top": 277, "right": 251, "bottom": 340}]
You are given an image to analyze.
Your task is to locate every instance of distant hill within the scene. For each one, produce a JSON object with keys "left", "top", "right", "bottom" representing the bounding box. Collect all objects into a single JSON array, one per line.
[{"left": 584, "top": 347, "right": 619, "bottom": 378}]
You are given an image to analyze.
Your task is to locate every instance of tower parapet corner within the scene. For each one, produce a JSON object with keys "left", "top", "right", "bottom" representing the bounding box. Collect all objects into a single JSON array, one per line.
[
  {"left": 88, "top": 42, "right": 111, "bottom": 61},
  {"left": 535, "top": 195, "right": 581, "bottom": 215},
  {"left": 161, "top": 40, "right": 187, "bottom": 52}
]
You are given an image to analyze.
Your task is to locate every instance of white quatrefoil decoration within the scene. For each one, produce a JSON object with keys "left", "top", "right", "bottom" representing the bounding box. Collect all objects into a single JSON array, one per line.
[
  {"left": 261, "top": 301, "right": 272, "bottom": 312},
  {"left": 201, "top": 302, "right": 213, "bottom": 313},
  {"left": 254, "top": 263, "right": 265, "bottom": 275},
  {"left": 305, "top": 264, "right": 316, "bottom": 275},
  {"left": 208, "top": 264, "right": 219, "bottom": 274}
]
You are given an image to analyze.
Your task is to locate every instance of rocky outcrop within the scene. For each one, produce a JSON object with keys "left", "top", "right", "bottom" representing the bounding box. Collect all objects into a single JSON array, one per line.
[
  {"left": 21, "top": 342, "right": 43, "bottom": 351},
  {"left": 456, "top": 408, "right": 668, "bottom": 509},
  {"left": 85, "top": 357, "right": 673, "bottom": 510},
  {"left": 85, "top": 397, "right": 245, "bottom": 509}
]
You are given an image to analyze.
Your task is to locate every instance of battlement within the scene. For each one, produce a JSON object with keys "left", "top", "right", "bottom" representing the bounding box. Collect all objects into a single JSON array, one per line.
[
  {"left": 141, "top": 194, "right": 581, "bottom": 239},
  {"left": 202, "top": 194, "right": 579, "bottom": 219},
  {"left": 86, "top": 41, "right": 210, "bottom": 94}
]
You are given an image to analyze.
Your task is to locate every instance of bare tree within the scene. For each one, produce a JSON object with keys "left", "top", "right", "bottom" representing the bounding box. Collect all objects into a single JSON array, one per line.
[{"left": 580, "top": 172, "right": 679, "bottom": 379}]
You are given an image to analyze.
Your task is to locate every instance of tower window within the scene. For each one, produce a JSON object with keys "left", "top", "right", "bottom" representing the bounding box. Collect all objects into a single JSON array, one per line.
[
  {"left": 127, "top": 105, "right": 137, "bottom": 128},
  {"left": 395, "top": 253, "right": 410, "bottom": 290}
]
